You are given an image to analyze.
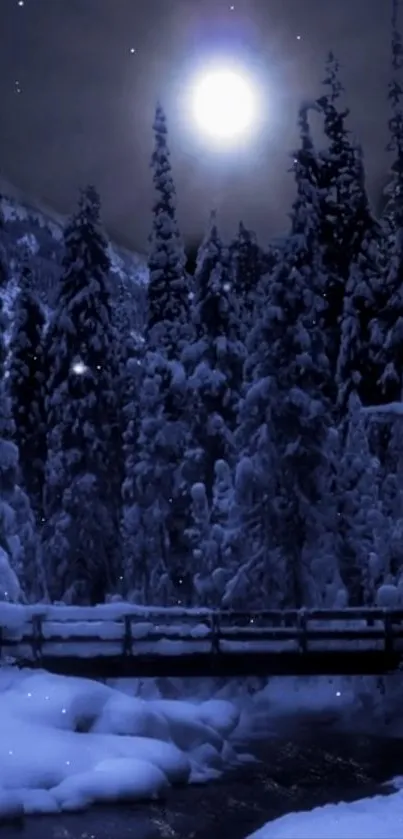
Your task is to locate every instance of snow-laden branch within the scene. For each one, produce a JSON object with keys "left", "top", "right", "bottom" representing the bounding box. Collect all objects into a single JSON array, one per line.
[{"left": 361, "top": 402, "right": 403, "bottom": 417}]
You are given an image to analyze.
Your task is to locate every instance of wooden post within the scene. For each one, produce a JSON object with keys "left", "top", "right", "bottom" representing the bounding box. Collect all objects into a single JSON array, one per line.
[
  {"left": 210, "top": 613, "right": 221, "bottom": 654},
  {"left": 123, "top": 615, "right": 133, "bottom": 656},
  {"left": 31, "top": 614, "right": 43, "bottom": 662},
  {"left": 383, "top": 610, "right": 393, "bottom": 654},
  {"left": 297, "top": 609, "right": 308, "bottom": 653}
]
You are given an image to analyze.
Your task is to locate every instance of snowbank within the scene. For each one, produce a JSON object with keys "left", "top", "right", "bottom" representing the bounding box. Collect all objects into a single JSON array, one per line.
[
  {"left": 203, "top": 675, "right": 355, "bottom": 742},
  {"left": 249, "top": 675, "right": 354, "bottom": 715},
  {"left": 248, "top": 790, "right": 403, "bottom": 838},
  {"left": 107, "top": 673, "right": 360, "bottom": 745},
  {"left": 0, "top": 667, "right": 242, "bottom": 820}
]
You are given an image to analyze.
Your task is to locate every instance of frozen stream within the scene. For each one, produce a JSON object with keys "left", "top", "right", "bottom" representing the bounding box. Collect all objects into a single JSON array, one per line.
[{"left": 4, "top": 712, "right": 403, "bottom": 839}]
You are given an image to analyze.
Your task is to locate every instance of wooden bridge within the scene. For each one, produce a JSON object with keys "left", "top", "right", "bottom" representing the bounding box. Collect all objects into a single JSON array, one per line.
[{"left": 1, "top": 605, "right": 403, "bottom": 678}]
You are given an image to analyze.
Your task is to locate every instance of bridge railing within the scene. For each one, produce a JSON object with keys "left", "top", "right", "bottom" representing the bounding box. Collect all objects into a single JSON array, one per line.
[{"left": 1, "top": 606, "right": 403, "bottom": 663}]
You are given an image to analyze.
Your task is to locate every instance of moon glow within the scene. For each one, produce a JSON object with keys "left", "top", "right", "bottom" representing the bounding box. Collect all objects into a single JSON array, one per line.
[{"left": 192, "top": 67, "right": 257, "bottom": 144}]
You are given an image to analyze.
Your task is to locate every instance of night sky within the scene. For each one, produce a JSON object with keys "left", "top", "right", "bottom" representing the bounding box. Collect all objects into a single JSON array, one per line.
[{"left": 0, "top": 0, "right": 393, "bottom": 253}]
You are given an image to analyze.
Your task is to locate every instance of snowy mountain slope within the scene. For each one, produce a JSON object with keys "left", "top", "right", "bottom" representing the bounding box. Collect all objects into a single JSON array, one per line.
[
  {"left": 0, "top": 174, "right": 148, "bottom": 279},
  {"left": 0, "top": 179, "right": 148, "bottom": 328}
]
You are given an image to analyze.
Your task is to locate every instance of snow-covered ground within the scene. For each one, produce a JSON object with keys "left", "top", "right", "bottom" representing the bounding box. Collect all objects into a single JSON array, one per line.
[
  {"left": 0, "top": 666, "right": 254, "bottom": 821},
  {"left": 0, "top": 604, "right": 397, "bottom": 830},
  {"left": 248, "top": 787, "right": 403, "bottom": 838},
  {"left": 0, "top": 656, "right": 397, "bottom": 834}
]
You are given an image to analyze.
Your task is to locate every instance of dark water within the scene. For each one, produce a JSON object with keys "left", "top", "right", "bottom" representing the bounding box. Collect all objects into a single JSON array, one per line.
[{"left": 3, "top": 713, "right": 402, "bottom": 839}]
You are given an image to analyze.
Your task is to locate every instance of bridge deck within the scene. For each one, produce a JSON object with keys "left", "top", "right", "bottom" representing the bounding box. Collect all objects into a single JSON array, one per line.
[
  {"left": 2, "top": 605, "right": 403, "bottom": 677},
  {"left": 12, "top": 649, "right": 403, "bottom": 679}
]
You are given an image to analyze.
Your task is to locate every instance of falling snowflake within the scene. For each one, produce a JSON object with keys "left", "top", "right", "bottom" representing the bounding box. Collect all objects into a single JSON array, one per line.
[{"left": 71, "top": 359, "right": 88, "bottom": 376}]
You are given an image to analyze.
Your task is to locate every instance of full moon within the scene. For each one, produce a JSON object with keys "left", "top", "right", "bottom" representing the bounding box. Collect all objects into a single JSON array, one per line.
[{"left": 192, "top": 67, "right": 257, "bottom": 144}]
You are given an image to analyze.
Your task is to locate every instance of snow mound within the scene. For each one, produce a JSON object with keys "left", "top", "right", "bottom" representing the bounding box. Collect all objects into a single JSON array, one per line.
[
  {"left": 0, "top": 668, "right": 241, "bottom": 821},
  {"left": 248, "top": 791, "right": 403, "bottom": 839}
]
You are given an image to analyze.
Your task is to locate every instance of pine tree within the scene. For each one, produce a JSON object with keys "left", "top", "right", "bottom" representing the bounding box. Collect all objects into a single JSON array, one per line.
[
  {"left": 0, "top": 545, "right": 21, "bottom": 602},
  {"left": 0, "top": 200, "right": 7, "bottom": 289},
  {"left": 222, "top": 456, "right": 285, "bottom": 609},
  {"left": 182, "top": 213, "right": 245, "bottom": 499},
  {"left": 0, "top": 298, "right": 17, "bottom": 575},
  {"left": 122, "top": 105, "right": 193, "bottom": 604},
  {"left": 185, "top": 481, "right": 225, "bottom": 606},
  {"left": 379, "top": 417, "right": 403, "bottom": 590},
  {"left": 235, "top": 105, "right": 336, "bottom": 609},
  {"left": 9, "top": 258, "right": 46, "bottom": 515},
  {"left": 0, "top": 247, "right": 7, "bottom": 290},
  {"left": 0, "top": 298, "right": 45, "bottom": 602},
  {"left": 0, "top": 299, "right": 13, "bottom": 443},
  {"left": 373, "top": 0, "right": 403, "bottom": 403},
  {"left": 43, "top": 186, "right": 121, "bottom": 604},
  {"left": 147, "top": 103, "right": 190, "bottom": 357},
  {"left": 336, "top": 232, "right": 384, "bottom": 410},
  {"left": 121, "top": 350, "right": 144, "bottom": 600},
  {"left": 385, "top": 0, "right": 403, "bottom": 234},
  {"left": 180, "top": 460, "right": 235, "bottom": 607},
  {"left": 319, "top": 54, "right": 374, "bottom": 266},
  {"left": 211, "top": 458, "right": 234, "bottom": 528},
  {"left": 122, "top": 350, "right": 189, "bottom": 604},
  {"left": 318, "top": 53, "right": 377, "bottom": 383},
  {"left": 336, "top": 393, "right": 386, "bottom": 605},
  {"left": 229, "top": 222, "right": 265, "bottom": 341}
]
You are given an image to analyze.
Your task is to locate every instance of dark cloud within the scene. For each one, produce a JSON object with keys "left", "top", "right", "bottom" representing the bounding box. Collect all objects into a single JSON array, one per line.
[{"left": 0, "top": 0, "right": 392, "bottom": 251}]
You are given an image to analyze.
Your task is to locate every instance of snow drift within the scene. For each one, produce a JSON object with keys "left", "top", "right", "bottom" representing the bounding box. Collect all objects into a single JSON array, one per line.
[
  {"left": 0, "top": 667, "right": 242, "bottom": 820},
  {"left": 248, "top": 789, "right": 403, "bottom": 839}
]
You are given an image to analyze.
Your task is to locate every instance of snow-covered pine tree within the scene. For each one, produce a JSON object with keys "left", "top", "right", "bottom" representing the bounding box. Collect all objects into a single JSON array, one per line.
[
  {"left": 384, "top": 0, "right": 403, "bottom": 236},
  {"left": 379, "top": 418, "right": 403, "bottom": 592},
  {"left": 147, "top": 102, "right": 190, "bottom": 357},
  {"left": 121, "top": 105, "right": 192, "bottom": 603},
  {"left": 0, "top": 298, "right": 45, "bottom": 602},
  {"left": 184, "top": 482, "right": 222, "bottom": 606},
  {"left": 336, "top": 393, "right": 386, "bottom": 605},
  {"left": 0, "top": 299, "right": 13, "bottom": 444},
  {"left": 211, "top": 458, "right": 233, "bottom": 527},
  {"left": 9, "top": 258, "right": 46, "bottom": 516},
  {"left": 0, "top": 545, "right": 21, "bottom": 603},
  {"left": 318, "top": 54, "right": 375, "bottom": 265},
  {"left": 182, "top": 212, "right": 245, "bottom": 499},
  {"left": 229, "top": 222, "right": 265, "bottom": 341},
  {"left": 122, "top": 350, "right": 190, "bottom": 604},
  {"left": 222, "top": 455, "right": 285, "bottom": 609},
  {"left": 181, "top": 460, "right": 235, "bottom": 607},
  {"left": 120, "top": 344, "right": 145, "bottom": 601},
  {"left": 317, "top": 53, "right": 379, "bottom": 387},
  {"left": 43, "top": 186, "right": 121, "bottom": 604},
  {"left": 336, "top": 230, "right": 385, "bottom": 411},
  {"left": 0, "top": 298, "right": 17, "bottom": 582},
  {"left": 0, "top": 245, "right": 7, "bottom": 290},
  {"left": 0, "top": 200, "right": 7, "bottom": 289},
  {"left": 373, "top": 0, "right": 403, "bottom": 404},
  {"left": 111, "top": 277, "right": 145, "bottom": 556},
  {"left": 360, "top": 403, "right": 403, "bottom": 590},
  {"left": 234, "top": 105, "right": 337, "bottom": 609}
]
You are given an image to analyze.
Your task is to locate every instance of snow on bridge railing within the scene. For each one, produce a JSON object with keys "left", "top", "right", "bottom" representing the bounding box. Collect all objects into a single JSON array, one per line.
[{"left": 1, "top": 604, "right": 403, "bottom": 663}]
